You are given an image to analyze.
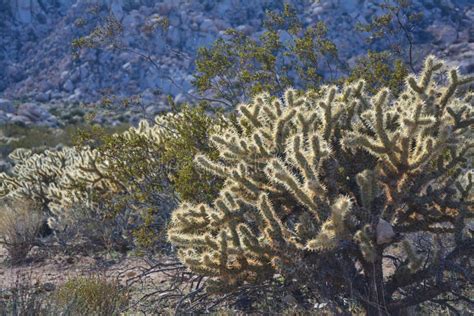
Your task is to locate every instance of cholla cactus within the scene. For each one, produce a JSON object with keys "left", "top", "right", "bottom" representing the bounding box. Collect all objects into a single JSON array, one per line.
[
  {"left": 168, "top": 56, "right": 473, "bottom": 313},
  {"left": 0, "top": 116, "right": 170, "bottom": 223},
  {"left": 0, "top": 147, "right": 80, "bottom": 211},
  {"left": 0, "top": 109, "right": 220, "bottom": 242},
  {"left": 0, "top": 146, "right": 115, "bottom": 224}
]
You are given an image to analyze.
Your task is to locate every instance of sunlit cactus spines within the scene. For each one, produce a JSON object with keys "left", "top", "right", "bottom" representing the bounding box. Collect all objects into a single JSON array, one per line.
[
  {"left": 168, "top": 56, "right": 473, "bottom": 313},
  {"left": 0, "top": 110, "right": 203, "bottom": 228}
]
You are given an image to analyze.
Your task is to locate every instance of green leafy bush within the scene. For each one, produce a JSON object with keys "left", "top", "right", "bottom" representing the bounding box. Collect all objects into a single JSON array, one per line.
[
  {"left": 194, "top": 4, "right": 339, "bottom": 107},
  {"left": 71, "top": 105, "right": 226, "bottom": 250},
  {"left": 168, "top": 57, "right": 473, "bottom": 314},
  {"left": 347, "top": 51, "right": 409, "bottom": 96}
]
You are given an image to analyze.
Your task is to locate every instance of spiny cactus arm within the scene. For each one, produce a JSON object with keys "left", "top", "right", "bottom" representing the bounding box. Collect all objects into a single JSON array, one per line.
[
  {"left": 273, "top": 109, "right": 297, "bottom": 152},
  {"left": 446, "top": 104, "right": 473, "bottom": 130},
  {"left": 356, "top": 169, "right": 380, "bottom": 212},
  {"left": 306, "top": 195, "right": 353, "bottom": 251},
  {"left": 342, "top": 131, "right": 389, "bottom": 157},
  {"left": 296, "top": 111, "right": 317, "bottom": 139},
  {"left": 265, "top": 158, "right": 321, "bottom": 222},
  {"left": 350, "top": 80, "right": 372, "bottom": 112},
  {"left": 407, "top": 134, "right": 447, "bottom": 170},
  {"left": 354, "top": 225, "right": 376, "bottom": 262},
  {"left": 406, "top": 56, "right": 443, "bottom": 94},
  {"left": 284, "top": 88, "right": 306, "bottom": 108},
  {"left": 252, "top": 132, "right": 272, "bottom": 157},
  {"left": 394, "top": 167, "right": 473, "bottom": 234},
  {"left": 195, "top": 154, "right": 229, "bottom": 178},
  {"left": 258, "top": 194, "right": 301, "bottom": 248},
  {"left": 238, "top": 224, "right": 269, "bottom": 256},
  {"left": 318, "top": 86, "right": 344, "bottom": 140},
  {"left": 168, "top": 204, "right": 212, "bottom": 238},
  {"left": 439, "top": 69, "right": 473, "bottom": 110},
  {"left": 238, "top": 101, "right": 262, "bottom": 128},
  {"left": 372, "top": 89, "right": 402, "bottom": 168},
  {"left": 229, "top": 167, "right": 261, "bottom": 199},
  {"left": 211, "top": 134, "right": 248, "bottom": 159},
  {"left": 8, "top": 148, "right": 33, "bottom": 161},
  {"left": 288, "top": 135, "right": 317, "bottom": 183},
  {"left": 0, "top": 173, "right": 21, "bottom": 196}
]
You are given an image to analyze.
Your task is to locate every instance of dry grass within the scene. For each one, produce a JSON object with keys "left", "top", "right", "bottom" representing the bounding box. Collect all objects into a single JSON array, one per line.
[{"left": 0, "top": 199, "right": 43, "bottom": 264}]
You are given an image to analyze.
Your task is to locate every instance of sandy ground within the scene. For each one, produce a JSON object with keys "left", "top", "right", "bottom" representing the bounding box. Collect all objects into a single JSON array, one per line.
[{"left": 0, "top": 245, "right": 171, "bottom": 291}]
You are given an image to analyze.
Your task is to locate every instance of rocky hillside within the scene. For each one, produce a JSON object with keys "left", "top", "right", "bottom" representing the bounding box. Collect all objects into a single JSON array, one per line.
[{"left": 0, "top": 0, "right": 472, "bottom": 126}]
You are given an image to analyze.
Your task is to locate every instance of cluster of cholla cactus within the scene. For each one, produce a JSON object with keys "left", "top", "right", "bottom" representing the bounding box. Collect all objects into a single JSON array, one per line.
[
  {"left": 0, "top": 112, "right": 184, "bottom": 230},
  {"left": 0, "top": 146, "right": 110, "bottom": 226},
  {"left": 168, "top": 56, "right": 473, "bottom": 313}
]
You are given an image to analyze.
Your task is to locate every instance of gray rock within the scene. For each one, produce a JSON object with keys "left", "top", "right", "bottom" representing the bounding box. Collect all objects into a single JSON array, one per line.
[
  {"left": 0, "top": 99, "right": 15, "bottom": 113},
  {"left": 17, "top": 102, "right": 45, "bottom": 121},
  {"left": 42, "top": 282, "right": 56, "bottom": 292},
  {"left": 35, "top": 91, "right": 51, "bottom": 102},
  {"left": 200, "top": 18, "right": 215, "bottom": 32},
  {"left": 376, "top": 219, "right": 395, "bottom": 245},
  {"left": 0, "top": 161, "right": 11, "bottom": 172},
  {"left": 9, "top": 115, "right": 32, "bottom": 125},
  {"left": 110, "top": 0, "right": 124, "bottom": 20},
  {"left": 14, "top": 0, "right": 34, "bottom": 23},
  {"left": 145, "top": 105, "right": 159, "bottom": 115},
  {"left": 60, "top": 70, "right": 69, "bottom": 81},
  {"left": 174, "top": 93, "right": 185, "bottom": 104},
  {"left": 0, "top": 111, "right": 8, "bottom": 124},
  {"left": 428, "top": 22, "right": 458, "bottom": 45},
  {"left": 141, "top": 89, "right": 155, "bottom": 106},
  {"left": 16, "top": 102, "right": 58, "bottom": 126},
  {"left": 63, "top": 79, "right": 74, "bottom": 93},
  {"left": 168, "top": 13, "right": 181, "bottom": 27}
]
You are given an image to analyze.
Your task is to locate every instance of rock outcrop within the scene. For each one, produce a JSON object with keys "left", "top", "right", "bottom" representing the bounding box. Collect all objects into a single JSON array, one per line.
[{"left": 0, "top": 0, "right": 472, "bottom": 125}]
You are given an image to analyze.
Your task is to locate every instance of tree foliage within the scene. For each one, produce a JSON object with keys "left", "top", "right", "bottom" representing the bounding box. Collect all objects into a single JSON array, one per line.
[
  {"left": 194, "top": 4, "right": 340, "bottom": 107},
  {"left": 347, "top": 51, "right": 409, "bottom": 96}
]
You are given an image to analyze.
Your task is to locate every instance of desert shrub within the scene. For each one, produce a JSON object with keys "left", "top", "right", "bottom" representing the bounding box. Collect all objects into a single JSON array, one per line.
[
  {"left": 194, "top": 4, "right": 339, "bottom": 107},
  {"left": 0, "top": 105, "right": 225, "bottom": 252},
  {"left": 0, "top": 272, "right": 53, "bottom": 316},
  {"left": 168, "top": 57, "right": 473, "bottom": 314},
  {"left": 156, "top": 104, "right": 226, "bottom": 203},
  {"left": 0, "top": 199, "right": 43, "bottom": 264},
  {"left": 51, "top": 202, "right": 133, "bottom": 255},
  {"left": 355, "top": 0, "right": 424, "bottom": 72},
  {"left": 53, "top": 276, "right": 128, "bottom": 315},
  {"left": 347, "top": 51, "right": 409, "bottom": 96},
  {"left": 68, "top": 104, "right": 226, "bottom": 251}
]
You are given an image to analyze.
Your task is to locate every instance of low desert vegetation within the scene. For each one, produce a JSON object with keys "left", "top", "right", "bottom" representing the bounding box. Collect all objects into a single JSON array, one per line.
[
  {"left": 0, "top": 199, "right": 43, "bottom": 264},
  {"left": 53, "top": 276, "right": 129, "bottom": 315},
  {"left": 0, "top": 3, "right": 472, "bottom": 315},
  {"left": 1, "top": 56, "right": 472, "bottom": 314}
]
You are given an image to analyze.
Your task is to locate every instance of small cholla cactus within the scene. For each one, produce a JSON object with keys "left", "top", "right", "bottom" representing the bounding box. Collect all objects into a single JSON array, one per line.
[
  {"left": 0, "top": 147, "right": 81, "bottom": 212},
  {"left": 168, "top": 56, "right": 473, "bottom": 313},
  {"left": 0, "top": 146, "right": 118, "bottom": 229},
  {"left": 0, "top": 113, "right": 185, "bottom": 229},
  {"left": 0, "top": 109, "right": 221, "bottom": 251}
]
